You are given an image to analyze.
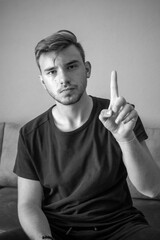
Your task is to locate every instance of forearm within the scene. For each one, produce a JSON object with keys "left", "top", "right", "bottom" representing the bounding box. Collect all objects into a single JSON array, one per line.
[
  {"left": 18, "top": 203, "right": 53, "bottom": 240},
  {"left": 118, "top": 133, "right": 160, "bottom": 198}
]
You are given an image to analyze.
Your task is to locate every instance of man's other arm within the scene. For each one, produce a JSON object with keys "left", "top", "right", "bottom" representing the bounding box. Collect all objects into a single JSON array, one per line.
[
  {"left": 118, "top": 137, "right": 160, "bottom": 198},
  {"left": 18, "top": 176, "right": 53, "bottom": 240}
]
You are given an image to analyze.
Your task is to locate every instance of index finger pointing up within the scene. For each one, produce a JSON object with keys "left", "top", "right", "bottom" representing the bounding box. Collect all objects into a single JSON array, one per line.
[{"left": 110, "top": 70, "right": 119, "bottom": 103}]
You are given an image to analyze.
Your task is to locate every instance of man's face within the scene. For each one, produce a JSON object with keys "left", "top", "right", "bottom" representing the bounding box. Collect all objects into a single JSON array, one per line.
[{"left": 39, "top": 45, "right": 91, "bottom": 105}]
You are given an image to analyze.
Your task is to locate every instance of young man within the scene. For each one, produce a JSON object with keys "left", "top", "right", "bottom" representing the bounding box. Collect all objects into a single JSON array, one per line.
[{"left": 6, "top": 30, "right": 160, "bottom": 240}]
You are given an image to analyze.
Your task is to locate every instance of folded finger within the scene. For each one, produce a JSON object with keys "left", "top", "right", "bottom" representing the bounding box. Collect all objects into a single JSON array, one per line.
[
  {"left": 122, "top": 109, "right": 138, "bottom": 124},
  {"left": 115, "top": 104, "right": 134, "bottom": 124}
]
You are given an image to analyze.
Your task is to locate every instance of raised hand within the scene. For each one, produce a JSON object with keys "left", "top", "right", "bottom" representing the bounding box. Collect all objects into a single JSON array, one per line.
[{"left": 99, "top": 71, "right": 138, "bottom": 142}]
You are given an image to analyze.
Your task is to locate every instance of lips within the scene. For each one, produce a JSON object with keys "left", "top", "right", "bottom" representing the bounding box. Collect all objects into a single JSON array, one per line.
[{"left": 60, "top": 87, "right": 75, "bottom": 93}]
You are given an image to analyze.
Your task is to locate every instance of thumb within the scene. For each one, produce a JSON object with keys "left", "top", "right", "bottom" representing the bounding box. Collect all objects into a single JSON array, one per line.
[
  {"left": 99, "top": 109, "right": 112, "bottom": 122},
  {"left": 99, "top": 109, "right": 118, "bottom": 133}
]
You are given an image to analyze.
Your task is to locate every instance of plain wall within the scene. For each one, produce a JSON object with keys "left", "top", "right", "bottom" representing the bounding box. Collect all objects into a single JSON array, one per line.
[{"left": 0, "top": 0, "right": 160, "bottom": 127}]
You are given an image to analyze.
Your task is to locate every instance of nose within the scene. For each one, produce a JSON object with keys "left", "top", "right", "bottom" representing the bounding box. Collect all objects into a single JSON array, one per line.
[{"left": 59, "top": 69, "right": 70, "bottom": 85}]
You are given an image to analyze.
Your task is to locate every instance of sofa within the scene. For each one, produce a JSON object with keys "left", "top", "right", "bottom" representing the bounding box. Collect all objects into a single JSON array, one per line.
[{"left": 0, "top": 122, "right": 160, "bottom": 234}]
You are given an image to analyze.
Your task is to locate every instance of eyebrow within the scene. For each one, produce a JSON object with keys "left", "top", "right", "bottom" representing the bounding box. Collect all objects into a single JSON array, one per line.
[
  {"left": 44, "top": 60, "right": 80, "bottom": 72},
  {"left": 65, "top": 60, "right": 80, "bottom": 66},
  {"left": 44, "top": 66, "right": 57, "bottom": 72}
]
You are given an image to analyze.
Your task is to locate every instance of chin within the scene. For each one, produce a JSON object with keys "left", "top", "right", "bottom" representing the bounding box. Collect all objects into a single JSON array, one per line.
[{"left": 56, "top": 94, "right": 83, "bottom": 106}]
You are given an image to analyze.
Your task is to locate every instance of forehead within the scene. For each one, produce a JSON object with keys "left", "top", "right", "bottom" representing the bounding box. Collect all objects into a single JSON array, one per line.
[{"left": 39, "top": 45, "right": 83, "bottom": 69}]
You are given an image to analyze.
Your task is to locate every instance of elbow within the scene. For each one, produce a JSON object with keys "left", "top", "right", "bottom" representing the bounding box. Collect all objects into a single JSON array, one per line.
[
  {"left": 137, "top": 190, "right": 155, "bottom": 199},
  {"left": 144, "top": 191, "right": 157, "bottom": 199},
  {"left": 146, "top": 191, "right": 160, "bottom": 199},
  {"left": 138, "top": 185, "right": 160, "bottom": 199},
  {"left": 150, "top": 188, "right": 160, "bottom": 199},
  {"left": 149, "top": 181, "right": 160, "bottom": 198},
  {"left": 135, "top": 173, "right": 160, "bottom": 199}
]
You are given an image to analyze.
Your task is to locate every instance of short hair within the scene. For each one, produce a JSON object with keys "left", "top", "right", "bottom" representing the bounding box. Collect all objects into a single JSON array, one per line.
[{"left": 35, "top": 30, "right": 85, "bottom": 71}]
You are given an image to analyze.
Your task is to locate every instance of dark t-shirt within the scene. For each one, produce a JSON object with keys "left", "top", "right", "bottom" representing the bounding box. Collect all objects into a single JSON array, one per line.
[{"left": 14, "top": 96, "right": 148, "bottom": 231}]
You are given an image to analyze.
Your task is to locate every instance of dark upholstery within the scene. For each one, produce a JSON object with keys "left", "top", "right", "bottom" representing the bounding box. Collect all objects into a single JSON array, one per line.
[
  {"left": 133, "top": 198, "right": 160, "bottom": 229},
  {"left": 0, "top": 188, "right": 20, "bottom": 233}
]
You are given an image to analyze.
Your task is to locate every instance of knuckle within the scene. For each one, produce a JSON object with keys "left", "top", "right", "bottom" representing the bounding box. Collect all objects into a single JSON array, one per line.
[
  {"left": 132, "top": 109, "right": 138, "bottom": 116},
  {"left": 118, "top": 96, "right": 126, "bottom": 105},
  {"left": 126, "top": 103, "right": 133, "bottom": 110}
]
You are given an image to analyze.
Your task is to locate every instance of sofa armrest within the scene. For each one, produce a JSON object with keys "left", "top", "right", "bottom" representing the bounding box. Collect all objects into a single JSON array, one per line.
[{"left": 133, "top": 198, "right": 160, "bottom": 229}]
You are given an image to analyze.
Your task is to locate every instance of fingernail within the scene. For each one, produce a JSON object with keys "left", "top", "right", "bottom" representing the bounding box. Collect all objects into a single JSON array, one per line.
[{"left": 101, "top": 109, "right": 112, "bottom": 117}]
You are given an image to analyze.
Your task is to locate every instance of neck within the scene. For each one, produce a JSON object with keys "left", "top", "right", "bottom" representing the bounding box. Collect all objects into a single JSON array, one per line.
[{"left": 52, "top": 93, "right": 93, "bottom": 132}]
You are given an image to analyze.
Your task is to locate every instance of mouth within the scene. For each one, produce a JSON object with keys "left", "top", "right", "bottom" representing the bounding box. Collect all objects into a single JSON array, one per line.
[{"left": 60, "top": 87, "right": 75, "bottom": 93}]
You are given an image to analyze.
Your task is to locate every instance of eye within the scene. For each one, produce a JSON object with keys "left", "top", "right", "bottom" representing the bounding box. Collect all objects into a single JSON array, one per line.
[
  {"left": 68, "top": 64, "right": 78, "bottom": 70},
  {"left": 47, "top": 70, "right": 57, "bottom": 76}
]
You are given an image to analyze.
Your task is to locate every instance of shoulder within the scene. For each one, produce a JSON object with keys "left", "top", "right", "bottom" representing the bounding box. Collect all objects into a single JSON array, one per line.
[
  {"left": 20, "top": 106, "right": 53, "bottom": 137},
  {"left": 91, "top": 96, "right": 110, "bottom": 110}
]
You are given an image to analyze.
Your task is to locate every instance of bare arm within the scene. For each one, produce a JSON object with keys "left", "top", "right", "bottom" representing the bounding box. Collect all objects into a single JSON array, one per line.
[
  {"left": 18, "top": 177, "right": 53, "bottom": 240},
  {"left": 99, "top": 71, "right": 160, "bottom": 198},
  {"left": 118, "top": 136, "right": 160, "bottom": 197}
]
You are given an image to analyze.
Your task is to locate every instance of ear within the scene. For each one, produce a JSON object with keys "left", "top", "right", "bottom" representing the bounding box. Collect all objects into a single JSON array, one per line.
[
  {"left": 85, "top": 61, "right": 91, "bottom": 78},
  {"left": 39, "top": 75, "right": 46, "bottom": 90}
]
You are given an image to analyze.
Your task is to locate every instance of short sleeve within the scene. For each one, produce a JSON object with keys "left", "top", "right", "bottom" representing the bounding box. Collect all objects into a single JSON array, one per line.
[
  {"left": 13, "top": 129, "right": 39, "bottom": 180},
  {"left": 133, "top": 116, "right": 148, "bottom": 142}
]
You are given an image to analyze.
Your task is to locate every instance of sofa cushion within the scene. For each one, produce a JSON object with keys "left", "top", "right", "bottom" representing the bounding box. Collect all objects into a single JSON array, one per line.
[
  {"left": 0, "top": 123, "right": 21, "bottom": 187},
  {"left": 0, "top": 187, "right": 20, "bottom": 231},
  {"left": 128, "top": 128, "right": 160, "bottom": 200}
]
